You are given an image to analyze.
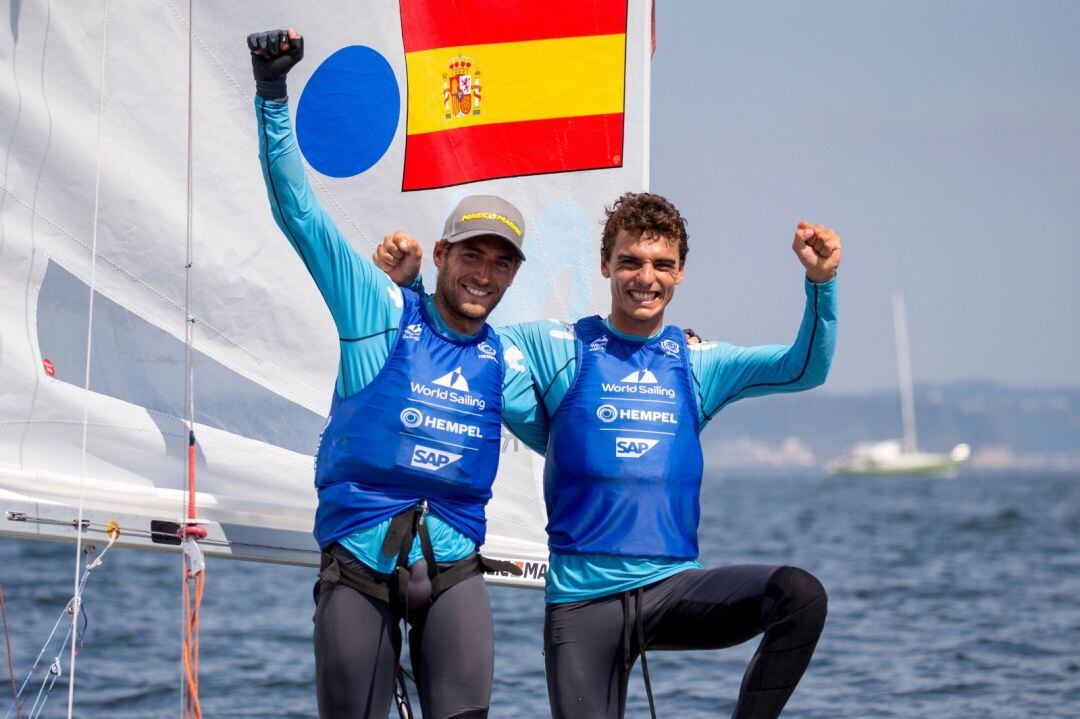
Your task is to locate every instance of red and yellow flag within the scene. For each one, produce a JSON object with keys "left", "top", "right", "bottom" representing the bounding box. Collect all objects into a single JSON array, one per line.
[{"left": 400, "top": 0, "right": 628, "bottom": 191}]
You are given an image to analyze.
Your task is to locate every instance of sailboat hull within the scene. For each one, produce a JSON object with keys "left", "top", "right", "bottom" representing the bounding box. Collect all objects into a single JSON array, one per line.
[
  {"left": 828, "top": 457, "right": 961, "bottom": 478},
  {"left": 0, "top": 466, "right": 548, "bottom": 588}
]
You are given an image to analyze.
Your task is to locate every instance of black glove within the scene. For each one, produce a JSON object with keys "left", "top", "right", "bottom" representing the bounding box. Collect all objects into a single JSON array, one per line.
[{"left": 247, "top": 29, "right": 304, "bottom": 101}]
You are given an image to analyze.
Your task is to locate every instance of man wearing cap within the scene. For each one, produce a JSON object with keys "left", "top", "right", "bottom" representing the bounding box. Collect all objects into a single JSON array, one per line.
[{"left": 248, "top": 29, "right": 543, "bottom": 719}]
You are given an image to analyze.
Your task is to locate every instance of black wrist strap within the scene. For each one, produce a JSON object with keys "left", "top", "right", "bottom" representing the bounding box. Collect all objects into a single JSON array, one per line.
[{"left": 256, "top": 77, "right": 287, "bottom": 102}]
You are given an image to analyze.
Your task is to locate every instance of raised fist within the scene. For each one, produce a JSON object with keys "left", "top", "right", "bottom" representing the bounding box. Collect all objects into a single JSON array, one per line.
[
  {"left": 247, "top": 28, "right": 303, "bottom": 98},
  {"left": 373, "top": 230, "right": 423, "bottom": 286},
  {"left": 792, "top": 222, "right": 842, "bottom": 283}
]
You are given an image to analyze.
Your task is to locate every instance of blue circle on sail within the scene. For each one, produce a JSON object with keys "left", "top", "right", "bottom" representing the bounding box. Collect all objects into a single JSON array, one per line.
[{"left": 296, "top": 46, "right": 399, "bottom": 178}]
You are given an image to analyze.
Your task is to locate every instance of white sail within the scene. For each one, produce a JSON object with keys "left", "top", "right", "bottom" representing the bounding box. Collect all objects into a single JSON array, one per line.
[
  {"left": 892, "top": 292, "right": 918, "bottom": 453},
  {"left": 0, "top": 1, "right": 653, "bottom": 589}
]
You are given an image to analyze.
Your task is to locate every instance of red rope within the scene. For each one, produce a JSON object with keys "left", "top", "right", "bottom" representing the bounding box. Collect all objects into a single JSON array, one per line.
[
  {"left": 181, "top": 432, "right": 205, "bottom": 716},
  {"left": 0, "top": 582, "right": 22, "bottom": 719},
  {"left": 182, "top": 567, "right": 205, "bottom": 719}
]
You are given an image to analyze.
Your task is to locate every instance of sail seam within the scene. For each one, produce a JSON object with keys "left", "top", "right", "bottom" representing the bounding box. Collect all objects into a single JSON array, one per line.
[
  {"left": 483, "top": 512, "right": 543, "bottom": 531},
  {"left": 490, "top": 481, "right": 546, "bottom": 506}
]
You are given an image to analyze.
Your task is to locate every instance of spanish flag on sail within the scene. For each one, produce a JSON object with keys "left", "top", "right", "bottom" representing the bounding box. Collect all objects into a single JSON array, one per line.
[{"left": 401, "top": 0, "right": 628, "bottom": 191}]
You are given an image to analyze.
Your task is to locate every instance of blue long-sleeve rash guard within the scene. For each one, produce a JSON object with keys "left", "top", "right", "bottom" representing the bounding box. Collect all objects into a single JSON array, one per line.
[
  {"left": 498, "top": 277, "right": 838, "bottom": 602},
  {"left": 255, "top": 97, "right": 546, "bottom": 571}
]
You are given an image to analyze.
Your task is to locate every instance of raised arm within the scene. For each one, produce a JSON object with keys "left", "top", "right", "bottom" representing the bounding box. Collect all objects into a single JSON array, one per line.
[
  {"left": 250, "top": 29, "right": 391, "bottom": 342},
  {"left": 695, "top": 222, "right": 841, "bottom": 424}
]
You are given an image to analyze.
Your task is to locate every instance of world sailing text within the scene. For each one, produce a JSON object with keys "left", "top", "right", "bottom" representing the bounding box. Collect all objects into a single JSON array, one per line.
[
  {"left": 600, "top": 382, "right": 676, "bottom": 399},
  {"left": 410, "top": 381, "right": 486, "bottom": 410}
]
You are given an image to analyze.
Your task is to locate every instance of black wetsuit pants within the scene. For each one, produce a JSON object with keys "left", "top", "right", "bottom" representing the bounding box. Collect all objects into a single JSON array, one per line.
[
  {"left": 313, "top": 549, "right": 493, "bottom": 719},
  {"left": 544, "top": 564, "right": 827, "bottom": 719}
]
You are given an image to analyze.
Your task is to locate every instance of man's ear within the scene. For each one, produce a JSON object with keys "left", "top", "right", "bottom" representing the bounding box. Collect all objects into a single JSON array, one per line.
[
  {"left": 600, "top": 253, "right": 610, "bottom": 279},
  {"left": 433, "top": 239, "right": 450, "bottom": 270},
  {"left": 506, "top": 259, "right": 522, "bottom": 287}
]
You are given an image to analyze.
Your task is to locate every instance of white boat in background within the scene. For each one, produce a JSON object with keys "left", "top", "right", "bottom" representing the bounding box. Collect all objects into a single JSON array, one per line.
[
  {"left": 827, "top": 439, "right": 971, "bottom": 477},
  {"left": 828, "top": 293, "right": 971, "bottom": 477}
]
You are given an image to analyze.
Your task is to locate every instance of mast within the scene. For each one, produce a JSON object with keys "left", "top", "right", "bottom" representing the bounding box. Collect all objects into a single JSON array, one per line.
[{"left": 892, "top": 292, "right": 917, "bottom": 453}]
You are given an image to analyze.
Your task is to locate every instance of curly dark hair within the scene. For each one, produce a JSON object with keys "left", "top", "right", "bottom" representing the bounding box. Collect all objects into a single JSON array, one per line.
[{"left": 601, "top": 192, "right": 689, "bottom": 264}]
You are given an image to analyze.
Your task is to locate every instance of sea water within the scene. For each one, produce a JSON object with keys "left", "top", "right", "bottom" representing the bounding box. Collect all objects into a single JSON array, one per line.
[{"left": 1, "top": 472, "right": 1077, "bottom": 718}]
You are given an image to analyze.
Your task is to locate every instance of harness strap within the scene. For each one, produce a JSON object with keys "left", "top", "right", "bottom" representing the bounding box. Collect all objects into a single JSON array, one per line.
[
  {"left": 477, "top": 555, "right": 523, "bottom": 576},
  {"left": 318, "top": 547, "right": 390, "bottom": 603},
  {"left": 382, "top": 507, "right": 420, "bottom": 556},
  {"left": 620, "top": 589, "right": 657, "bottom": 719},
  {"left": 635, "top": 586, "right": 656, "bottom": 719},
  {"left": 319, "top": 507, "right": 524, "bottom": 611},
  {"left": 621, "top": 592, "right": 631, "bottom": 717},
  {"left": 417, "top": 510, "right": 439, "bottom": 588},
  {"left": 393, "top": 506, "right": 425, "bottom": 617}
]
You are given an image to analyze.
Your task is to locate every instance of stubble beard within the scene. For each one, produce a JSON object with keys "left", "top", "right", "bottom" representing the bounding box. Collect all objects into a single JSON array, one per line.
[{"left": 436, "top": 271, "right": 493, "bottom": 325}]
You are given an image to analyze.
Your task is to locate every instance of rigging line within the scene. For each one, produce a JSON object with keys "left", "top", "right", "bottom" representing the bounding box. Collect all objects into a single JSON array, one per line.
[
  {"left": 4, "top": 606, "right": 64, "bottom": 719},
  {"left": 181, "top": 0, "right": 194, "bottom": 714},
  {"left": 25, "top": 671, "right": 52, "bottom": 719},
  {"left": 67, "top": 1, "right": 110, "bottom": 717},
  {"left": 183, "top": 0, "right": 199, "bottom": 531},
  {"left": 26, "top": 607, "right": 74, "bottom": 719},
  {"left": 180, "top": 4, "right": 207, "bottom": 717},
  {"left": 0, "top": 583, "right": 20, "bottom": 719},
  {"left": 7, "top": 544, "right": 113, "bottom": 719}
]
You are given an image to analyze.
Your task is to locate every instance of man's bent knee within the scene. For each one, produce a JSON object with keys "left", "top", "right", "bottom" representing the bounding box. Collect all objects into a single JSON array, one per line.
[{"left": 764, "top": 566, "right": 827, "bottom": 631}]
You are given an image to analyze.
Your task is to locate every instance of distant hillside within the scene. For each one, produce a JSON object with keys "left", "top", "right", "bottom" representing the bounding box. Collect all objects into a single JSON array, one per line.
[{"left": 701, "top": 382, "right": 1080, "bottom": 472}]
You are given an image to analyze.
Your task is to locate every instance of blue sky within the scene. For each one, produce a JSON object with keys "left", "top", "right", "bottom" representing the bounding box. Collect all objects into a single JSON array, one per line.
[{"left": 651, "top": 1, "right": 1080, "bottom": 392}]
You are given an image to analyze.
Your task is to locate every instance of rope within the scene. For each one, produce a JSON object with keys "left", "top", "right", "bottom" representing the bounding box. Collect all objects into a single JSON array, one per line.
[
  {"left": 181, "top": 560, "right": 205, "bottom": 719},
  {"left": 0, "top": 584, "right": 20, "bottom": 719},
  {"left": 393, "top": 663, "right": 414, "bottom": 719},
  {"left": 66, "top": 1, "right": 110, "bottom": 716},
  {"left": 4, "top": 605, "right": 66, "bottom": 719},
  {"left": 179, "top": 4, "right": 207, "bottom": 717},
  {"left": 4, "top": 528, "right": 119, "bottom": 719}
]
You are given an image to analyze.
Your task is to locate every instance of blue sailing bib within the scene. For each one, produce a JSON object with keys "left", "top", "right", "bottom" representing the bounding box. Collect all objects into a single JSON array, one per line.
[
  {"left": 313, "top": 289, "right": 505, "bottom": 548},
  {"left": 544, "top": 317, "right": 704, "bottom": 558}
]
